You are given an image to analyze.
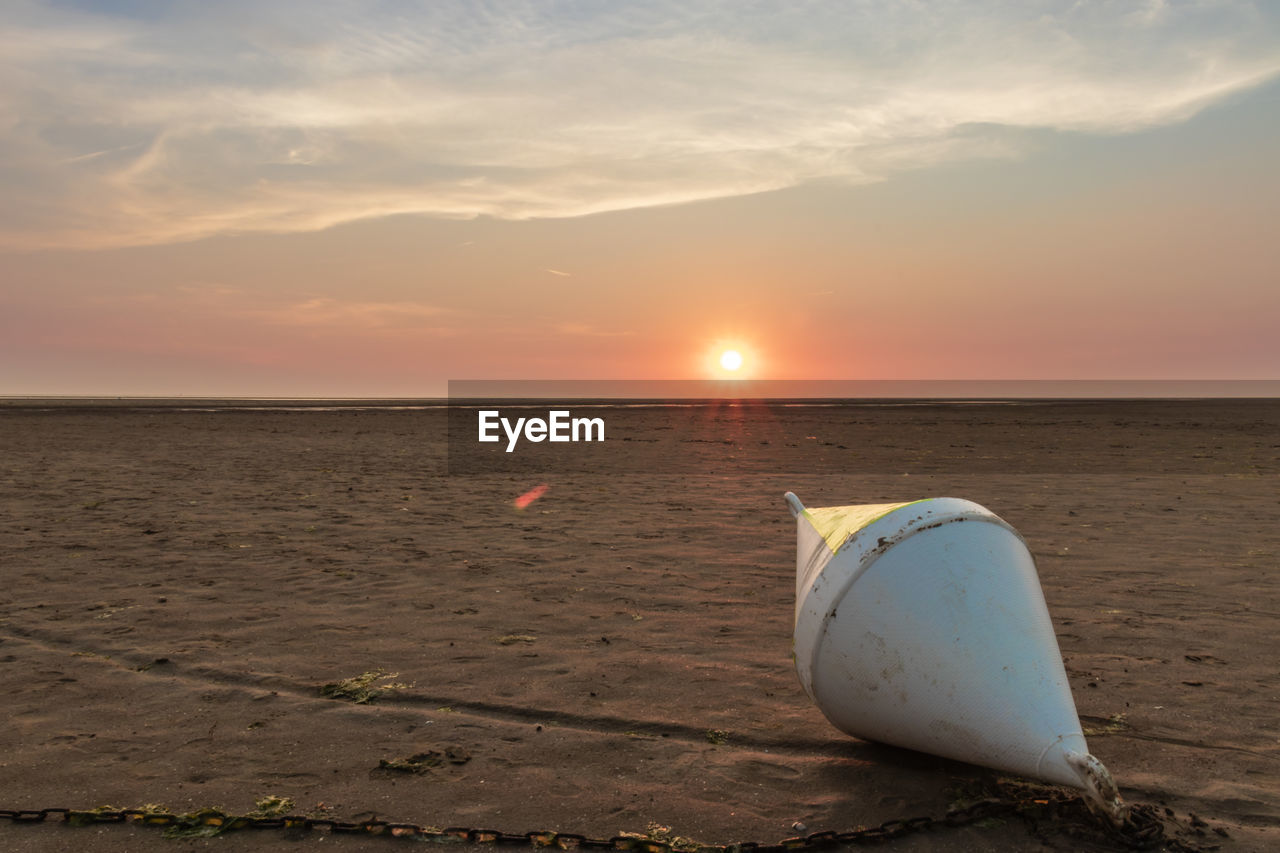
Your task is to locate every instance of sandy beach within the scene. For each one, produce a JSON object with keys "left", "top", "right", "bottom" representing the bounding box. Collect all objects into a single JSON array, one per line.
[{"left": 1, "top": 399, "right": 1276, "bottom": 851}]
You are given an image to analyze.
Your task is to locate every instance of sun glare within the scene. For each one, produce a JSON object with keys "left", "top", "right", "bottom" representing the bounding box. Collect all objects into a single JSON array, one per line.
[{"left": 703, "top": 339, "right": 758, "bottom": 379}]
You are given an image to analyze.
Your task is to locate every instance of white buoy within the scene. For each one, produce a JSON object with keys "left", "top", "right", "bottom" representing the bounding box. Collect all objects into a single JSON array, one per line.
[{"left": 785, "top": 492, "right": 1125, "bottom": 823}]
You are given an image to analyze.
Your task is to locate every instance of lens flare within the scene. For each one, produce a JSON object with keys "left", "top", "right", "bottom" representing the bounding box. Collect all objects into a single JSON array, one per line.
[{"left": 514, "top": 483, "right": 549, "bottom": 509}]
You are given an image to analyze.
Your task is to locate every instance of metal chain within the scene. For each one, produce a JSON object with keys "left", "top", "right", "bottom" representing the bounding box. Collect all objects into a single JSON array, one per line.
[{"left": 0, "top": 789, "right": 1220, "bottom": 851}]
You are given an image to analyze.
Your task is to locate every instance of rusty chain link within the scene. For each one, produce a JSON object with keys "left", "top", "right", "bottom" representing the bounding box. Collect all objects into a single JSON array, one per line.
[{"left": 0, "top": 787, "right": 1221, "bottom": 851}]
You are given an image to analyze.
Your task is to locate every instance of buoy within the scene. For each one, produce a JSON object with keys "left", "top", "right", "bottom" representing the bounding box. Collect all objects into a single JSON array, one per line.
[{"left": 785, "top": 491, "right": 1126, "bottom": 823}]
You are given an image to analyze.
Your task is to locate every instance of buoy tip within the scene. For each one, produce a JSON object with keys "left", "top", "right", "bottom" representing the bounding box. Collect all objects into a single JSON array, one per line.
[{"left": 1066, "top": 751, "right": 1127, "bottom": 826}]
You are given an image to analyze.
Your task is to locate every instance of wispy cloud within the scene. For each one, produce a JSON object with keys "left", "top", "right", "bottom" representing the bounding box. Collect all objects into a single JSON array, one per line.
[
  {"left": 555, "top": 323, "right": 634, "bottom": 338},
  {"left": 128, "top": 285, "right": 453, "bottom": 334},
  {"left": 2, "top": 0, "right": 1277, "bottom": 248},
  {"left": 257, "top": 297, "right": 448, "bottom": 331}
]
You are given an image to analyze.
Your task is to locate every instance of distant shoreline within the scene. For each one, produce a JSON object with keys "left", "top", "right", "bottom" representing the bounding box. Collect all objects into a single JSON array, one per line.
[
  {"left": 2, "top": 395, "right": 1277, "bottom": 414},
  {"left": 5, "top": 379, "right": 1278, "bottom": 406}
]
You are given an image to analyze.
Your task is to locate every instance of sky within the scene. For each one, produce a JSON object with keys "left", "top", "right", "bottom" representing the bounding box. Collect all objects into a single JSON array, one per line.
[{"left": 1, "top": 0, "right": 1278, "bottom": 397}]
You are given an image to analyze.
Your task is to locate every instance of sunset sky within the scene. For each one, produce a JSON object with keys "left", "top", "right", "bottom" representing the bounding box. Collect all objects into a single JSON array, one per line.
[{"left": 2, "top": 1, "right": 1278, "bottom": 397}]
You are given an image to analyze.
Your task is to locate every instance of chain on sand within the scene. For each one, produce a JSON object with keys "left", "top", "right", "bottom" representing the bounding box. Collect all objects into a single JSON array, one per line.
[{"left": 0, "top": 786, "right": 1227, "bottom": 852}]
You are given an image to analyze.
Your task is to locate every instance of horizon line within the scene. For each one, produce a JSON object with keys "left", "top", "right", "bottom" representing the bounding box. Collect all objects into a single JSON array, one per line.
[{"left": 4, "top": 379, "right": 1280, "bottom": 404}]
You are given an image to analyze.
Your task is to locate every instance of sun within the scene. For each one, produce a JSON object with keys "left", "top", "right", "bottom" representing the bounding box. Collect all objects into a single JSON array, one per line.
[{"left": 703, "top": 339, "right": 758, "bottom": 379}]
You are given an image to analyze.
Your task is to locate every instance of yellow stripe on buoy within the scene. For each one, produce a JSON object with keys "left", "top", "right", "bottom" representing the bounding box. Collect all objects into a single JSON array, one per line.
[{"left": 801, "top": 501, "right": 922, "bottom": 553}]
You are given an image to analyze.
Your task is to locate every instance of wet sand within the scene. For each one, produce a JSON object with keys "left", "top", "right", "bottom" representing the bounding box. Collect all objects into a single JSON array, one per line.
[{"left": 1, "top": 399, "right": 1276, "bottom": 851}]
